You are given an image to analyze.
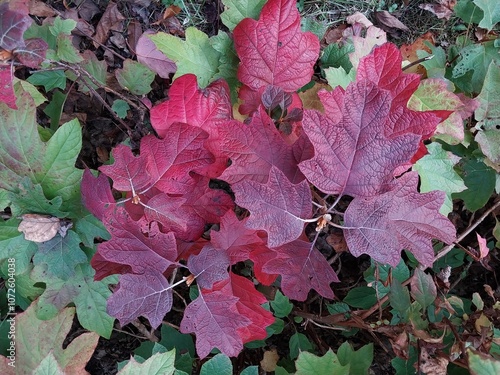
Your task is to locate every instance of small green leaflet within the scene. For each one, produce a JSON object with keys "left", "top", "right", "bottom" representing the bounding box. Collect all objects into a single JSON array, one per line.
[{"left": 221, "top": 0, "right": 266, "bottom": 31}]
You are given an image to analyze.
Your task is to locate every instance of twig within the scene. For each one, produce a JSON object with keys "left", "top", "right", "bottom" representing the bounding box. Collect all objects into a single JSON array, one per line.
[{"left": 434, "top": 200, "right": 500, "bottom": 262}]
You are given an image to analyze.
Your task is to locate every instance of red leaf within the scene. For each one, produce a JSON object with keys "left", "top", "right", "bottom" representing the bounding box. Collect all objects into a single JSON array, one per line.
[
  {"left": 221, "top": 273, "right": 274, "bottom": 343},
  {"left": 249, "top": 246, "right": 279, "bottom": 285},
  {"left": 15, "top": 38, "right": 48, "bottom": 68},
  {"left": 344, "top": 171, "right": 456, "bottom": 267},
  {"left": 0, "top": 2, "right": 31, "bottom": 51},
  {"left": 187, "top": 244, "right": 230, "bottom": 289},
  {"left": 142, "top": 193, "right": 189, "bottom": 234},
  {"left": 100, "top": 124, "right": 214, "bottom": 196},
  {"left": 233, "top": 0, "right": 319, "bottom": 92},
  {"left": 92, "top": 207, "right": 178, "bottom": 280},
  {"left": 233, "top": 166, "right": 311, "bottom": 248},
  {"left": 136, "top": 30, "right": 176, "bottom": 79},
  {"left": 299, "top": 81, "right": 420, "bottom": 198},
  {"left": 357, "top": 43, "right": 450, "bottom": 138},
  {"left": 0, "top": 64, "right": 17, "bottom": 109},
  {"left": 107, "top": 270, "right": 172, "bottom": 328},
  {"left": 211, "top": 108, "right": 306, "bottom": 185},
  {"left": 263, "top": 240, "right": 338, "bottom": 300},
  {"left": 180, "top": 286, "right": 251, "bottom": 358},
  {"left": 150, "top": 74, "right": 232, "bottom": 139},
  {"left": 211, "top": 211, "right": 266, "bottom": 264},
  {"left": 81, "top": 169, "right": 115, "bottom": 220}
]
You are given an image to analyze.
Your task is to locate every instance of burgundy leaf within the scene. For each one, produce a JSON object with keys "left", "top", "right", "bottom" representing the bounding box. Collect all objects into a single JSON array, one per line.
[
  {"left": 107, "top": 270, "right": 172, "bottom": 328},
  {"left": 343, "top": 171, "right": 456, "bottom": 267},
  {"left": 92, "top": 207, "right": 178, "bottom": 279},
  {"left": 0, "top": 64, "right": 17, "bottom": 109},
  {"left": 187, "top": 244, "right": 230, "bottom": 289},
  {"left": 137, "top": 30, "right": 176, "bottom": 79},
  {"left": 180, "top": 287, "right": 251, "bottom": 358},
  {"left": 150, "top": 74, "right": 232, "bottom": 139},
  {"left": 210, "top": 108, "right": 306, "bottom": 185},
  {"left": 299, "top": 81, "right": 420, "bottom": 198},
  {"left": 142, "top": 193, "right": 189, "bottom": 234},
  {"left": 0, "top": 2, "right": 31, "bottom": 51},
  {"left": 81, "top": 169, "right": 115, "bottom": 220},
  {"left": 233, "top": 0, "right": 319, "bottom": 92},
  {"left": 263, "top": 240, "right": 338, "bottom": 300},
  {"left": 249, "top": 246, "right": 279, "bottom": 285},
  {"left": 15, "top": 38, "right": 48, "bottom": 68},
  {"left": 357, "top": 43, "right": 450, "bottom": 138},
  {"left": 233, "top": 166, "right": 311, "bottom": 248},
  {"left": 211, "top": 211, "right": 266, "bottom": 264}
]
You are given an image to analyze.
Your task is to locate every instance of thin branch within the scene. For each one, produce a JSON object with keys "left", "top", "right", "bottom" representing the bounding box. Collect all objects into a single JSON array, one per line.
[{"left": 434, "top": 200, "right": 500, "bottom": 262}]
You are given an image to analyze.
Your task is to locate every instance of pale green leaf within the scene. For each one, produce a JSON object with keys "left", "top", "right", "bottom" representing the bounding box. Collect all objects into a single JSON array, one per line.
[
  {"left": 473, "top": 0, "right": 500, "bottom": 30},
  {"left": 33, "top": 352, "right": 64, "bottom": 375},
  {"left": 78, "top": 50, "right": 108, "bottom": 93},
  {"left": 413, "top": 143, "right": 466, "bottom": 215},
  {"left": 17, "top": 79, "right": 47, "bottom": 106},
  {"left": 221, "top": 0, "right": 266, "bottom": 31},
  {"left": 118, "top": 351, "right": 176, "bottom": 375},
  {"left": 295, "top": 349, "right": 350, "bottom": 375},
  {"left": 410, "top": 268, "right": 437, "bottom": 310},
  {"left": 474, "top": 61, "right": 500, "bottom": 164},
  {"left": 150, "top": 28, "right": 221, "bottom": 87},
  {"left": 49, "top": 17, "right": 77, "bottom": 36},
  {"left": 115, "top": 59, "right": 155, "bottom": 95},
  {"left": 325, "top": 66, "right": 355, "bottom": 89},
  {"left": 56, "top": 34, "right": 83, "bottom": 63},
  {"left": 468, "top": 348, "right": 500, "bottom": 375}
]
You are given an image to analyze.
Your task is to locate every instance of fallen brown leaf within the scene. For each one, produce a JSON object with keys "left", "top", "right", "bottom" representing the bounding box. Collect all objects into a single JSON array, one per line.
[
  {"left": 18, "top": 214, "right": 61, "bottom": 243},
  {"left": 420, "top": 1, "right": 456, "bottom": 20},
  {"left": 374, "top": 11, "right": 409, "bottom": 38},
  {"left": 93, "top": 1, "right": 125, "bottom": 48},
  {"left": 400, "top": 32, "right": 435, "bottom": 75}
]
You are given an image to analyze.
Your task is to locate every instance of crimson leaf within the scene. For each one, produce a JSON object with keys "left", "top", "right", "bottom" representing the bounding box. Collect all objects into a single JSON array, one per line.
[
  {"left": 234, "top": 166, "right": 312, "bottom": 248},
  {"left": 343, "top": 171, "right": 456, "bottom": 267},
  {"left": 0, "top": 64, "right": 16, "bottom": 109},
  {"left": 107, "top": 270, "right": 172, "bottom": 329},
  {"left": 150, "top": 74, "right": 232, "bottom": 139},
  {"left": 299, "top": 81, "right": 420, "bottom": 198},
  {"left": 81, "top": 169, "right": 115, "bottom": 220},
  {"left": 263, "top": 240, "right": 338, "bottom": 300},
  {"left": 233, "top": 0, "right": 319, "bottom": 91}
]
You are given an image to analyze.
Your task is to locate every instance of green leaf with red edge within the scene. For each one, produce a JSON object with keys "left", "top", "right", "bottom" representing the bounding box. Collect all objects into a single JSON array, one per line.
[
  {"left": 410, "top": 268, "right": 437, "bottom": 310},
  {"left": 12, "top": 304, "right": 99, "bottom": 375},
  {"left": 233, "top": 166, "right": 312, "bottom": 248},
  {"left": 233, "top": 0, "right": 319, "bottom": 91},
  {"left": 344, "top": 172, "right": 456, "bottom": 267}
]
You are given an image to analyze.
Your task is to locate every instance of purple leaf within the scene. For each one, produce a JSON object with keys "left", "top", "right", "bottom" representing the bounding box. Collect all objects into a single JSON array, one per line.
[
  {"left": 137, "top": 30, "right": 176, "bottom": 79},
  {"left": 0, "top": 3, "right": 31, "bottom": 51},
  {"left": 15, "top": 38, "right": 48, "bottom": 68},
  {"left": 187, "top": 244, "right": 230, "bottom": 289}
]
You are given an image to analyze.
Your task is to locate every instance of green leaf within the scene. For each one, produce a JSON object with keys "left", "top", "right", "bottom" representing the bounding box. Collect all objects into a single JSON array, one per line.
[
  {"left": 78, "top": 51, "right": 108, "bottom": 93},
  {"left": 7, "top": 178, "right": 68, "bottom": 217},
  {"left": 473, "top": 0, "right": 500, "bottom": 30},
  {"left": 112, "top": 99, "right": 130, "bottom": 119},
  {"left": 452, "top": 40, "right": 500, "bottom": 94},
  {"left": 17, "top": 79, "right": 47, "bottom": 107},
  {"left": 49, "top": 17, "right": 77, "bottom": 36},
  {"left": 413, "top": 142, "right": 466, "bottom": 215},
  {"left": 454, "top": 0, "right": 484, "bottom": 25},
  {"left": 74, "top": 213, "right": 110, "bottom": 248},
  {"left": 32, "top": 262, "right": 117, "bottom": 338},
  {"left": 417, "top": 46, "right": 447, "bottom": 79},
  {"left": 389, "top": 279, "right": 411, "bottom": 317},
  {"left": 33, "top": 352, "right": 65, "bottom": 375},
  {"left": 474, "top": 61, "right": 500, "bottom": 164},
  {"left": 240, "top": 366, "right": 259, "bottom": 375},
  {"left": 391, "top": 346, "right": 417, "bottom": 375},
  {"left": 295, "top": 349, "right": 350, "bottom": 375},
  {"left": 25, "top": 23, "right": 57, "bottom": 50},
  {"left": 150, "top": 28, "right": 221, "bottom": 88},
  {"left": 289, "top": 333, "right": 314, "bottom": 360},
  {"left": 56, "top": 34, "right": 83, "bottom": 63},
  {"left": 321, "top": 43, "right": 354, "bottom": 72},
  {"left": 118, "top": 350, "right": 176, "bottom": 375},
  {"left": 43, "top": 89, "right": 67, "bottom": 130},
  {"left": 220, "top": 0, "right": 266, "bottom": 31},
  {"left": 210, "top": 31, "right": 240, "bottom": 102},
  {"left": 343, "top": 287, "right": 377, "bottom": 309},
  {"left": 326, "top": 302, "right": 350, "bottom": 315},
  {"left": 115, "top": 59, "right": 155, "bottom": 95},
  {"left": 270, "top": 290, "right": 293, "bottom": 318},
  {"left": 27, "top": 70, "right": 67, "bottom": 92},
  {"left": 0, "top": 219, "right": 37, "bottom": 275},
  {"left": 410, "top": 268, "right": 437, "bottom": 310},
  {"left": 493, "top": 218, "right": 500, "bottom": 248},
  {"left": 453, "top": 157, "right": 496, "bottom": 212},
  {"left": 200, "top": 353, "right": 232, "bottom": 375},
  {"left": 301, "top": 17, "right": 328, "bottom": 40},
  {"left": 337, "top": 342, "right": 373, "bottom": 375},
  {"left": 468, "top": 348, "right": 500, "bottom": 375},
  {"left": 33, "top": 231, "right": 87, "bottom": 280}
]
